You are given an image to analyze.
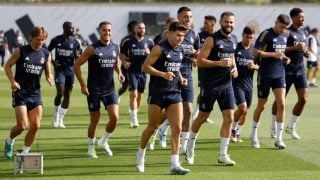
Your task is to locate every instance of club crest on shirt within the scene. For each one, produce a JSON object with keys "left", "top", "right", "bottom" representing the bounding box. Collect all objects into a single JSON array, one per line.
[
  {"left": 70, "top": 43, "right": 74, "bottom": 49},
  {"left": 40, "top": 57, "right": 45, "bottom": 64},
  {"left": 180, "top": 52, "right": 183, "bottom": 60},
  {"left": 112, "top": 50, "right": 117, "bottom": 57},
  {"left": 166, "top": 54, "right": 171, "bottom": 59},
  {"left": 25, "top": 57, "right": 30, "bottom": 61},
  {"left": 99, "top": 53, "right": 103, "bottom": 57},
  {"left": 57, "top": 43, "right": 61, "bottom": 47},
  {"left": 190, "top": 37, "right": 194, "bottom": 43}
]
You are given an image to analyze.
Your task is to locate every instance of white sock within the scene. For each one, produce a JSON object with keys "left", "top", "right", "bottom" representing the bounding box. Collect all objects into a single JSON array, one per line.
[
  {"left": 187, "top": 131, "right": 199, "bottom": 152},
  {"left": 159, "top": 119, "right": 170, "bottom": 135},
  {"left": 251, "top": 121, "right": 260, "bottom": 140},
  {"left": 236, "top": 125, "right": 242, "bottom": 135},
  {"left": 276, "top": 122, "right": 284, "bottom": 142},
  {"left": 7, "top": 137, "right": 14, "bottom": 144},
  {"left": 22, "top": 146, "right": 30, "bottom": 153},
  {"left": 311, "top": 78, "right": 316, "bottom": 84},
  {"left": 192, "top": 104, "right": 199, "bottom": 119},
  {"left": 288, "top": 115, "right": 299, "bottom": 130},
  {"left": 271, "top": 114, "right": 277, "bottom": 131},
  {"left": 180, "top": 132, "right": 189, "bottom": 149},
  {"left": 100, "top": 132, "right": 111, "bottom": 144},
  {"left": 54, "top": 105, "right": 60, "bottom": 115},
  {"left": 137, "top": 147, "right": 146, "bottom": 157},
  {"left": 171, "top": 154, "right": 180, "bottom": 167},
  {"left": 232, "top": 121, "right": 238, "bottom": 131},
  {"left": 88, "top": 137, "right": 96, "bottom": 148},
  {"left": 58, "top": 107, "right": 68, "bottom": 122},
  {"left": 220, "top": 137, "right": 230, "bottom": 156},
  {"left": 130, "top": 109, "right": 137, "bottom": 120}
]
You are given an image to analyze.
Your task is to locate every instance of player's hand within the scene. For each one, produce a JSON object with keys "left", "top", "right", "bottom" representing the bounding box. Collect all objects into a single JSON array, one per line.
[
  {"left": 274, "top": 52, "right": 283, "bottom": 59},
  {"left": 123, "top": 61, "right": 131, "bottom": 69},
  {"left": 81, "top": 85, "right": 89, "bottom": 96},
  {"left": 192, "top": 58, "right": 197, "bottom": 67},
  {"left": 46, "top": 76, "right": 54, "bottom": 86},
  {"left": 282, "top": 56, "right": 291, "bottom": 65},
  {"left": 10, "top": 81, "right": 20, "bottom": 91},
  {"left": 230, "top": 67, "right": 238, "bottom": 78},
  {"left": 304, "top": 50, "right": 310, "bottom": 58},
  {"left": 220, "top": 58, "right": 233, "bottom": 67},
  {"left": 180, "top": 77, "right": 188, "bottom": 86},
  {"left": 119, "top": 74, "right": 125, "bottom": 83},
  {"left": 52, "top": 60, "right": 61, "bottom": 67},
  {"left": 162, "top": 72, "right": 175, "bottom": 81},
  {"left": 295, "top": 42, "right": 305, "bottom": 51},
  {"left": 247, "top": 60, "right": 255, "bottom": 69}
]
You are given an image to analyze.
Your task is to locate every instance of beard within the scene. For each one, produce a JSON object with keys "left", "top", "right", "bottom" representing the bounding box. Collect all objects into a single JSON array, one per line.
[
  {"left": 136, "top": 32, "right": 144, "bottom": 38},
  {"left": 221, "top": 26, "right": 233, "bottom": 35}
]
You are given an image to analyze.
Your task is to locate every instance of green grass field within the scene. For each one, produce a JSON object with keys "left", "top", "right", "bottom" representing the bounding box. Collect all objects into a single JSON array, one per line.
[{"left": 0, "top": 67, "right": 320, "bottom": 179}]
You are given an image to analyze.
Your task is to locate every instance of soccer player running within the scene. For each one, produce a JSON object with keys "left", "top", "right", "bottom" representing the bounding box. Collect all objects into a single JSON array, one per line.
[
  {"left": 250, "top": 14, "right": 291, "bottom": 149},
  {"left": 48, "top": 21, "right": 82, "bottom": 128},
  {"left": 160, "top": 6, "right": 200, "bottom": 155},
  {"left": 120, "top": 21, "right": 154, "bottom": 128},
  {"left": 135, "top": 22, "right": 190, "bottom": 175},
  {"left": 185, "top": 11, "right": 238, "bottom": 166},
  {"left": 4, "top": 27, "right": 54, "bottom": 159},
  {"left": 74, "top": 21, "right": 125, "bottom": 158},
  {"left": 270, "top": 8, "right": 309, "bottom": 140},
  {"left": 118, "top": 20, "right": 137, "bottom": 102},
  {"left": 231, "top": 26, "right": 259, "bottom": 143},
  {"left": 192, "top": 15, "right": 216, "bottom": 123}
]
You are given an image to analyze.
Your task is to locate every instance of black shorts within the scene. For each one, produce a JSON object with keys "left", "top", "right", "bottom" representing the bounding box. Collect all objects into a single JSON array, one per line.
[
  {"left": 257, "top": 76, "right": 286, "bottom": 99},
  {"left": 197, "top": 68, "right": 205, "bottom": 87},
  {"left": 181, "top": 78, "right": 194, "bottom": 103},
  {"left": 127, "top": 72, "right": 146, "bottom": 93},
  {"left": 12, "top": 91, "right": 42, "bottom": 111},
  {"left": 54, "top": 70, "right": 74, "bottom": 89},
  {"left": 87, "top": 92, "right": 118, "bottom": 112},
  {"left": 286, "top": 73, "right": 308, "bottom": 93},
  {"left": 199, "top": 86, "right": 235, "bottom": 112},
  {"left": 307, "top": 61, "right": 318, "bottom": 69},
  {"left": 147, "top": 92, "right": 182, "bottom": 109},
  {"left": 233, "top": 87, "right": 253, "bottom": 108}
]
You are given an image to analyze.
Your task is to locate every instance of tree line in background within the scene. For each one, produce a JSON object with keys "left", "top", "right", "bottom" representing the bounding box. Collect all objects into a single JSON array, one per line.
[{"left": 1, "top": 0, "right": 320, "bottom": 3}]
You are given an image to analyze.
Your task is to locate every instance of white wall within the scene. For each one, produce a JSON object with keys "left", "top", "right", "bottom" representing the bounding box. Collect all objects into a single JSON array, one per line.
[{"left": 0, "top": 3, "right": 319, "bottom": 45}]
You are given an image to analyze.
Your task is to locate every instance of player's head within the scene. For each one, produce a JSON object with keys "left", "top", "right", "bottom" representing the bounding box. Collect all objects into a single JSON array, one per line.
[
  {"left": 163, "top": 17, "right": 177, "bottom": 30},
  {"left": 274, "top": 14, "right": 290, "bottom": 34},
  {"left": 63, "top": 21, "right": 74, "bottom": 36},
  {"left": 310, "top": 28, "right": 319, "bottom": 36},
  {"left": 177, "top": 6, "right": 193, "bottom": 29},
  {"left": 219, "top": 11, "right": 235, "bottom": 35},
  {"left": 29, "top": 26, "right": 48, "bottom": 47},
  {"left": 203, "top": 15, "right": 216, "bottom": 33},
  {"left": 167, "top": 22, "right": 188, "bottom": 47},
  {"left": 98, "top": 21, "right": 112, "bottom": 43},
  {"left": 127, "top": 20, "right": 138, "bottom": 35},
  {"left": 242, "top": 26, "right": 255, "bottom": 46},
  {"left": 290, "top": 8, "right": 304, "bottom": 27},
  {"left": 134, "top": 21, "right": 146, "bottom": 38}
]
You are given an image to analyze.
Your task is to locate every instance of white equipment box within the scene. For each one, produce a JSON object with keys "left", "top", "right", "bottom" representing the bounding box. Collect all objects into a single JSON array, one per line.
[{"left": 14, "top": 153, "right": 43, "bottom": 175}]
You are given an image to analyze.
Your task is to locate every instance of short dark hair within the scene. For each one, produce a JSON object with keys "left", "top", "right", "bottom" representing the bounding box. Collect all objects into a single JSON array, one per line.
[
  {"left": 99, "top": 21, "right": 112, "bottom": 29},
  {"left": 277, "top": 14, "right": 290, "bottom": 26},
  {"left": 168, "top": 22, "right": 188, "bottom": 32},
  {"left": 204, "top": 15, "right": 216, "bottom": 23},
  {"left": 242, "top": 26, "right": 255, "bottom": 34},
  {"left": 290, "top": 8, "right": 303, "bottom": 18},
  {"left": 177, "top": 6, "right": 191, "bottom": 14},
  {"left": 220, "top": 11, "right": 234, "bottom": 20},
  {"left": 127, "top": 20, "right": 137, "bottom": 34},
  {"left": 311, "top": 28, "right": 319, "bottom": 34},
  {"left": 63, "top": 21, "right": 72, "bottom": 29}
]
